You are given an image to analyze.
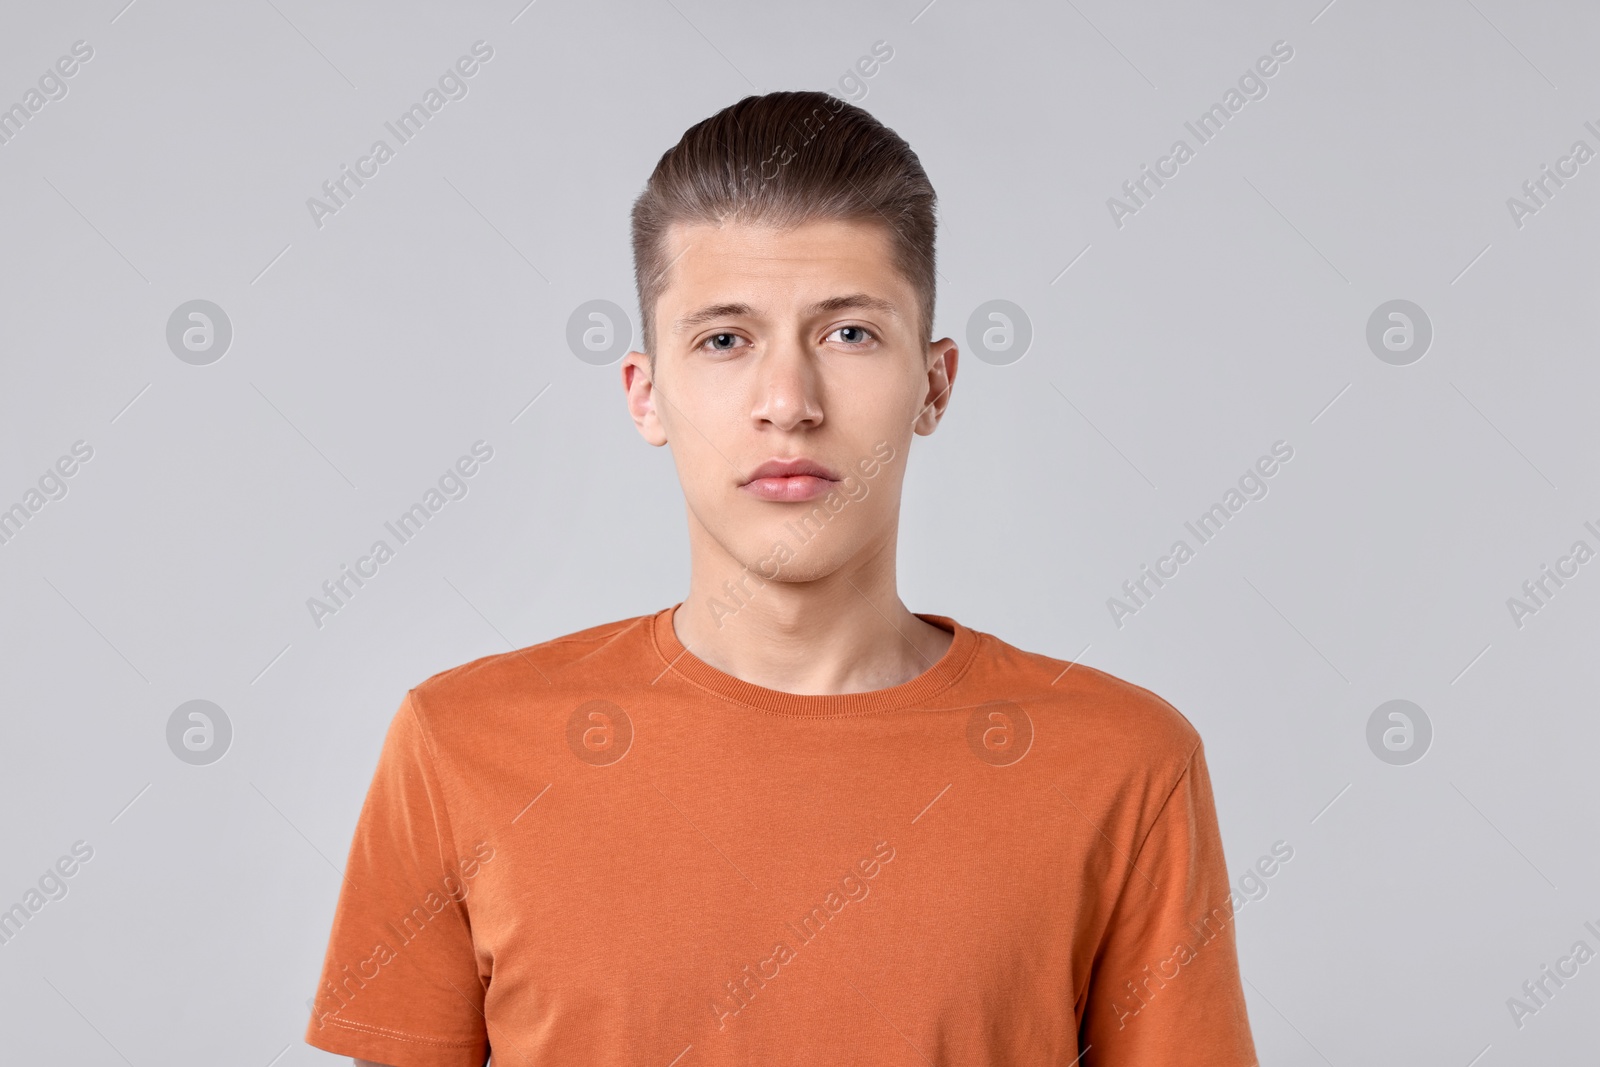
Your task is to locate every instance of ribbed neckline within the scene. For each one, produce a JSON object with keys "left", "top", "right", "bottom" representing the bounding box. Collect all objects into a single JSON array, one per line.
[{"left": 649, "top": 601, "right": 980, "bottom": 717}]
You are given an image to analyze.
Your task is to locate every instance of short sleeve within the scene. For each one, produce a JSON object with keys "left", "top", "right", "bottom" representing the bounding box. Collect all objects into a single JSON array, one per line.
[
  {"left": 1079, "top": 742, "right": 1258, "bottom": 1066},
  {"left": 304, "top": 690, "right": 490, "bottom": 1067}
]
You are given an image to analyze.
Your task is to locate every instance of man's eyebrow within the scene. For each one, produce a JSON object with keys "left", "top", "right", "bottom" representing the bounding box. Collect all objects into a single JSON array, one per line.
[
  {"left": 808, "top": 293, "right": 901, "bottom": 319},
  {"left": 672, "top": 294, "right": 900, "bottom": 334},
  {"left": 674, "top": 303, "right": 752, "bottom": 334}
]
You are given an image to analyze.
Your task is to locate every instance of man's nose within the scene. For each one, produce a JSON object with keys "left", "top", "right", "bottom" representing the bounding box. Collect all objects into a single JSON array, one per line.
[{"left": 750, "top": 336, "right": 824, "bottom": 431}]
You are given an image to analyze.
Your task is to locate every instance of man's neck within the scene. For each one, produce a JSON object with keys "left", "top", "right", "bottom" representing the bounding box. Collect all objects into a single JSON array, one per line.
[{"left": 673, "top": 539, "right": 953, "bottom": 697}]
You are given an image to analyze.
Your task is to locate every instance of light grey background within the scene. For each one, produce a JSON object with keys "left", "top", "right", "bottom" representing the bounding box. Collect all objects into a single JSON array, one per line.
[{"left": 1, "top": 0, "right": 1596, "bottom": 1063}]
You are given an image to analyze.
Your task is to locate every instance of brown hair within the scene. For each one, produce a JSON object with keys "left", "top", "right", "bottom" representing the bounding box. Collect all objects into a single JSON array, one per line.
[{"left": 630, "top": 90, "right": 937, "bottom": 361}]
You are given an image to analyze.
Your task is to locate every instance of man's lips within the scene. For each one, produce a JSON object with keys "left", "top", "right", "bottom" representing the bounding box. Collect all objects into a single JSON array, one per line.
[{"left": 739, "top": 458, "right": 841, "bottom": 502}]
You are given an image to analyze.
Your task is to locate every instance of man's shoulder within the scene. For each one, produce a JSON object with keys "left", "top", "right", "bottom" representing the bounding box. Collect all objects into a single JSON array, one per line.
[
  {"left": 407, "top": 608, "right": 660, "bottom": 716},
  {"left": 972, "top": 626, "right": 1203, "bottom": 767}
]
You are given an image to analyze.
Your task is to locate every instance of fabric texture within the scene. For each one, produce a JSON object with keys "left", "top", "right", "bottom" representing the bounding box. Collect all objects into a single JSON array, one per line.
[{"left": 304, "top": 604, "right": 1257, "bottom": 1066}]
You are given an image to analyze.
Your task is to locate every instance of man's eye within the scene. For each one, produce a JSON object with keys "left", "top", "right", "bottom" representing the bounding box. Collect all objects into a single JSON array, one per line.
[
  {"left": 701, "top": 333, "right": 745, "bottom": 352},
  {"left": 829, "top": 325, "right": 875, "bottom": 345}
]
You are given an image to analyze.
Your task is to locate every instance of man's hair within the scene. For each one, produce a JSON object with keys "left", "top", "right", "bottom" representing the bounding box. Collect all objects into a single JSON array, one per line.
[{"left": 630, "top": 90, "right": 937, "bottom": 361}]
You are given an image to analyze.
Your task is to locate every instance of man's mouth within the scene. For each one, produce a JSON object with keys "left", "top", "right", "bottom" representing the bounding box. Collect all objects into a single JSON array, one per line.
[{"left": 739, "top": 457, "right": 841, "bottom": 502}]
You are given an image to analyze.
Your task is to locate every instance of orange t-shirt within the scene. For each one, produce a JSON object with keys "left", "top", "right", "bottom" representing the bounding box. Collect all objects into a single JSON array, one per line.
[{"left": 305, "top": 605, "right": 1257, "bottom": 1066}]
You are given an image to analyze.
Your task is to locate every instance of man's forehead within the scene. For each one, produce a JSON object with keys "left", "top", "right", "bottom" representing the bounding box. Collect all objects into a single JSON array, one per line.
[{"left": 657, "top": 218, "right": 906, "bottom": 319}]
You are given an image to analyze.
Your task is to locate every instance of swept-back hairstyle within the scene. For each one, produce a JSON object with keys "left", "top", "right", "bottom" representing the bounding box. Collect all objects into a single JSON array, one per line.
[{"left": 630, "top": 90, "right": 937, "bottom": 360}]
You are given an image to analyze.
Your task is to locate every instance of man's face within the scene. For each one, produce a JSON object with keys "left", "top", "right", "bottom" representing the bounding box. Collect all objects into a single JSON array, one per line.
[{"left": 622, "top": 217, "right": 957, "bottom": 590}]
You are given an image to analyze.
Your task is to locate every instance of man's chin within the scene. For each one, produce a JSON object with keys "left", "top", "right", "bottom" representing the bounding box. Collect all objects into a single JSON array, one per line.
[{"left": 721, "top": 533, "right": 845, "bottom": 586}]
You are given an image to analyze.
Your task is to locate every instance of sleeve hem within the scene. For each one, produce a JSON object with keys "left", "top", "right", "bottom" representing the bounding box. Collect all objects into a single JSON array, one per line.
[{"left": 305, "top": 1013, "right": 488, "bottom": 1067}]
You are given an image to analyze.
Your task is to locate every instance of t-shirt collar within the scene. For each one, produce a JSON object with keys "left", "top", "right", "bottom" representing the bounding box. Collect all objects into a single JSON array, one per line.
[{"left": 649, "top": 601, "right": 980, "bottom": 717}]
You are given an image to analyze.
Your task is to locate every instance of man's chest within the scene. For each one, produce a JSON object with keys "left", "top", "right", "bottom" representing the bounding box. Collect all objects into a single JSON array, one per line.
[{"left": 448, "top": 722, "right": 1119, "bottom": 1065}]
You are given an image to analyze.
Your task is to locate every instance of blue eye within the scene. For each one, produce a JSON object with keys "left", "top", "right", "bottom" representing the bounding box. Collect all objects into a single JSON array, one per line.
[
  {"left": 703, "top": 333, "right": 744, "bottom": 351},
  {"left": 831, "top": 326, "right": 874, "bottom": 345}
]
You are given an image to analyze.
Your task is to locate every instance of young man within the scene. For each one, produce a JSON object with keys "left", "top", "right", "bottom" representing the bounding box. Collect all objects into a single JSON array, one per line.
[{"left": 306, "top": 91, "right": 1258, "bottom": 1066}]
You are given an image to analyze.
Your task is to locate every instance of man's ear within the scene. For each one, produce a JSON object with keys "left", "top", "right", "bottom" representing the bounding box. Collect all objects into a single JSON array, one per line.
[
  {"left": 913, "top": 338, "right": 958, "bottom": 435},
  {"left": 621, "top": 350, "right": 669, "bottom": 446}
]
